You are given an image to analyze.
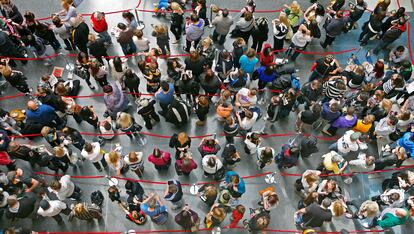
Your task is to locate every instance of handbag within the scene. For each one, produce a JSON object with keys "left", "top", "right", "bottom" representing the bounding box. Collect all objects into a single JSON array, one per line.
[
  {"left": 190, "top": 212, "right": 200, "bottom": 232},
  {"left": 213, "top": 163, "right": 225, "bottom": 180},
  {"left": 175, "top": 161, "right": 183, "bottom": 176},
  {"left": 152, "top": 206, "right": 168, "bottom": 224},
  {"left": 73, "top": 66, "right": 89, "bottom": 80},
  {"left": 230, "top": 27, "right": 242, "bottom": 38}
]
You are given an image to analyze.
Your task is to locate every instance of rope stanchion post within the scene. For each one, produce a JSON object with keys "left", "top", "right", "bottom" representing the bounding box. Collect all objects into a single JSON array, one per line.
[
  {"left": 134, "top": 8, "right": 145, "bottom": 30},
  {"left": 208, "top": 5, "right": 214, "bottom": 28}
]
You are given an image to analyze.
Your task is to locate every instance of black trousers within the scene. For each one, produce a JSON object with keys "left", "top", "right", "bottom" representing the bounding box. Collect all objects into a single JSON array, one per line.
[{"left": 170, "top": 24, "right": 182, "bottom": 40}]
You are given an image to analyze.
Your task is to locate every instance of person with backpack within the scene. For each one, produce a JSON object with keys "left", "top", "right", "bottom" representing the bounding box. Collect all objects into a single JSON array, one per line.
[
  {"left": 321, "top": 10, "right": 348, "bottom": 48},
  {"left": 164, "top": 179, "right": 184, "bottom": 210},
  {"left": 275, "top": 144, "right": 300, "bottom": 169},
  {"left": 251, "top": 17, "right": 269, "bottom": 53}
]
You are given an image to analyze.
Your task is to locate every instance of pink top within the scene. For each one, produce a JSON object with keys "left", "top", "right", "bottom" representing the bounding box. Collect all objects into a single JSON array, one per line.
[{"left": 148, "top": 151, "right": 171, "bottom": 166}]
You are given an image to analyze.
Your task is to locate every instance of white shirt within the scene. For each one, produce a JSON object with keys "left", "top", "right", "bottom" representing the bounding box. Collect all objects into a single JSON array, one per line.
[
  {"left": 50, "top": 175, "right": 75, "bottom": 200},
  {"left": 81, "top": 142, "right": 103, "bottom": 163},
  {"left": 134, "top": 37, "right": 150, "bottom": 52},
  {"left": 237, "top": 88, "right": 257, "bottom": 106},
  {"left": 337, "top": 130, "right": 359, "bottom": 154},
  {"left": 292, "top": 31, "right": 312, "bottom": 47},
  {"left": 244, "top": 132, "right": 261, "bottom": 154},
  {"left": 37, "top": 200, "right": 67, "bottom": 217},
  {"left": 202, "top": 155, "right": 223, "bottom": 174},
  {"left": 349, "top": 153, "right": 375, "bottom": 172},
  {"left": 240, "top": 112, "right": 258, "bottom": 130}
]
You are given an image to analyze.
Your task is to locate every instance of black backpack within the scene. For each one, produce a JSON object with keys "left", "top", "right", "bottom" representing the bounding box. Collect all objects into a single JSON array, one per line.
[
  {"left": 91, "top": 190, "right": 104, "bottom": 207},
  {"left": 300, "top": 136, "right": 318, "bottom": 158}
]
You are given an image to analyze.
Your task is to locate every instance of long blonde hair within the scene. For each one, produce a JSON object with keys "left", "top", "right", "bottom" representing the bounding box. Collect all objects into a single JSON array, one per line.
[
  {"left": 170, "top": 2, "right": 184, "bottom": 14},
  {"left": 279, "top": 13, "right": 290, "bottom": 27},
  {"left": 290, "top": 1, "right": 301, "bottom": 15},
  {"left": 107, "top": 151, "right": 121, "bottom": 165},
  {"left": 116, "top": 112, "right": 133, "bottom": 129}
]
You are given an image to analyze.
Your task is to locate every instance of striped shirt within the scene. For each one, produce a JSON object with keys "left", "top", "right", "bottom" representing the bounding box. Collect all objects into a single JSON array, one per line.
[
  {"left": 323, "top": 81, "right": 345, "bottom": 100},
  {"left": 69, "top": 203, "right": 102, "bottom": 221}
]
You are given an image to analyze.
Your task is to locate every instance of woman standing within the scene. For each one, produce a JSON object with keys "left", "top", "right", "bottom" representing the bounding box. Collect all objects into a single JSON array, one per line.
[
  {"left": 88, "top": 59, "right": 109, "bottom": 88},
  {"left": 202, "top": 155, "right": 223, "bottom": 178},
  {"left": 109, "top": 56, "right": 127, "bottom": 88},
  {"left": 105, "top": 148, "right": 127, "bottom": 176},
  {"left": 235, "top": 11, "right": 255, "bottom": 44},
  {"left": 204, "top": 204, "right": 226, "bottom": 229},
  {"left": 122, "top": 11, "right": 138, "bottom": 30},
  {"left": 169, "top": 132, "right": 191, "bottom": 159},
  {"left": 122, "top": 69, "right": 140, "bottom": 99},
  {"left": 61, "top": 126, "right": 85, "bottom": 151},
  {"left": 170, "top": 2, "right": 184, "bottom": 44},
  {"left": 251, "top": 17, "right": 269, "bottom": 53},
  {"left": 196, "top": 37, "right": 216, "bottom": 68},
  {"left": 256, "top": 147, "right": 275, "bottom": 170},
  {"left": 175, "top": 205, "right": 200, "bottom": 231},
  {"left": 115, "top": 112, "right": 143, "bottom": 140},
  {"left": 81, "top": 142, "right": 107, "bottom": 172},
  {"left": 272, "top": 13, "right": 289, "bottom": 51},
  {"left": 124, "top": 151, "right": 144, "bottom": 178},
  {"left": 194, "top": 96, "right": 210, "bottom": 126},
  {"left": 68, "top": 203, "right": 102, "bottom": 222},
  {"left": 76, "top": 52, "right": 95, "bottom": 89},
  {"left": 152, "top": 24, "right": 170, "bottom": 56},
  {"left": 148, "top": 148, "right": 171, "bottom": 170}
]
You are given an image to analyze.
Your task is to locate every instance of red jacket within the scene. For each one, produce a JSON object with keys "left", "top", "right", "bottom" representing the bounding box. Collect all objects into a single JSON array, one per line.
[
  {"left": 148, "top": 151, "right": 171, "bottom": 166},
  {"left": 259, "top": 43, "right": 275, "bottom": 67},
  {"left": 91, "top": 13, "right": 108, "bottom": 33},
  {"left": 229, "top": 209, "right": 244, "bottom": 228}
]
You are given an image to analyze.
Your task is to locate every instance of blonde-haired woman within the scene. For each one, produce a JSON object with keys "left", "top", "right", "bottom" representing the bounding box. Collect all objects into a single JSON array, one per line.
[
  {"left": 124, "top": 151, "right": 144, "bottom": 177},
  {"left": 0, "top": 0, "right": 23, "bottom": 24},
  {"left": 196, "top": 37, "right": 215, "bottom": 68},
  {"left": 170, "top": 2, "right": 184, "bottom": 43},
  {"left": 53, "top": 146, "right": 73, "bottom": 173},
  {"left": 151, "top": 24, "right": 170, "bottom": 56},
  {"left": 283, "top": 1, "right": 302, "bottom": 33},
  {"left": 272, "top": 12, "right": 290, "bottom": 51},
  {"left": 115, "top": 112, "right": 143, "bottom": 140},
  {"left": 105, "top": 147, "right": 127, "bottom": 176}
]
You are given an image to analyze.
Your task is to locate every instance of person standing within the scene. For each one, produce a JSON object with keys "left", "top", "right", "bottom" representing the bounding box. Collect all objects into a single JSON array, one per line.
[
  {"left": 90, "top": 11, "right": 112, "bottom": 45},
  {"left": 152, "top": 24, "right": 170, "bottom": 56},
  {"left": 272, "top": 13, "right": 289, "bottom": 51},
  {"left": 71, "top": 15, "right": 90, "bottom": 54},
  {"left": 5, "top": 194, "right": 36, "bottom": 220},
  {"left": 320, "top": 11, "right": 348, "bottom": 48},
  {"left": 212, "top": 8, "right": 233, "bottom": 46},
  {"left": 155, "top": 81, "right": 175, "bottom": 116},
  {"left": 164, "top": 179, "right": 184, "bottom": 210},
  {"left": 37, "top": 199, "right": 68, "bottom": 224},
  {"left": 373, "top": 18, "right": 406, "bottom": 55},
  {"left": 294, "top": 198, "right": 333, "bottom": 229},
  {"left": 170, "top": 2, "right": 184, "bottom": 44},
  {"left": 184, "top": 13, "right": 205, "bottom": 52},
  {"left": 81, "top": 142, "right": 108, "bottom": 172},
  {"left": 49, "top": 175, "right": 82, "bottom": 201},
  {"left": 358, "top": 11, "right": 385, "bottom": 46},
  {"left": 235, "top": 11, "right": 255, "bottom": 44}
]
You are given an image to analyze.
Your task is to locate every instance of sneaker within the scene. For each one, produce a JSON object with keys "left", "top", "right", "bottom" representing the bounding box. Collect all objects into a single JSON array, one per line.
[
  {"left": 89, "top": 85, "right": 96, "bottom": 90},
  {"left": 172, "top": 39, "right": 180, "bottom": 44},
  {"left": 98, "top": 168, "right": 103, "bottom": 172},
  {"left": 322, "top": 129, "right": 332, "bottom": 136}
]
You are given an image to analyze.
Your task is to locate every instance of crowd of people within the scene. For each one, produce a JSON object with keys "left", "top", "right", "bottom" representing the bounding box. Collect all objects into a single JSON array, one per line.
[{"left": 0, "top": 0, "right": 413, "bottom": 233}]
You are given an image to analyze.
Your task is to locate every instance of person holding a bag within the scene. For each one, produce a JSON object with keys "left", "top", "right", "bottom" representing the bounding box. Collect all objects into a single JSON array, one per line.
[
  {"left": 169, "top": 132, "right": 191, "bottom": 159},
  {"left": 164, "top": 179, "right": 184, "bottom": 210},
  {"left": 88, "top": 59, "right": 109, "bottom": 88},
  {"left": 148, "top": 148, "right": 171, "bottom": 170},
  {"left": 204, "top": 203, "right": 226, "bottom": 229},
  {"left": 115, "top": 112, "right": 143, "bottom": 140},
  {"left": 75, "top": 52, "right": 95, "bottom": 90},
  {"left": 320, "top": 10, "right": 348, "bottom": 48},
  {"left": 175, "top": 204, "right": 200, "bottom": 232},
  {"left": 175, "top": 152, "right": 198, "bottom": 176},
  {"left": 256, "top": 147, "right": 275, "bottom": 170},
  {"left": 140, "top": 192, "right": 168, "bottom": 225},
  {"left": 294, "top": 198, "right": 332, "bottom": 229}
]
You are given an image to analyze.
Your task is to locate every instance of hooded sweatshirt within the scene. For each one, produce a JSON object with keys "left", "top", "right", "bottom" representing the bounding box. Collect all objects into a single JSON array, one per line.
[
  {"left": 398, "top": 132, "right": 414, "bottom": 157},
  {"left": 185, "top": 19, "right": 205, "bottom": 41},
  {"left": 259, "top": 43, "right": 275, "bottom": 67}
]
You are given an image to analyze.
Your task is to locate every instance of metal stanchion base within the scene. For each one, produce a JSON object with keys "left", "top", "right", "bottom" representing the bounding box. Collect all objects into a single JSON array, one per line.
[
  {"left": 265, "top": 172, "right": 277, "bottom": 184},
  {"left": 135, "top": 133, "right": 147, "bottom": 146},
  {"left": 190, "top": 184, "right": 200, "bottom": 195},
  {"left": 66, "top": 63, "right": 74, "bottom": 72}
]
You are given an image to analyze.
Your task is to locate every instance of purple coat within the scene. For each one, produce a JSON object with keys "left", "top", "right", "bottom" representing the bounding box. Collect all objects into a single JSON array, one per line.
[{"left": 331, "top": 115, "right": 357, "bottom": 128}]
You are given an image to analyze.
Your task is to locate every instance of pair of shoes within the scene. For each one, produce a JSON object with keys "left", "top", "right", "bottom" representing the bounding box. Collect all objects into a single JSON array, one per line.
[
  {"left": 89, "top": 84, "right": 96, "bottom": 90},
  {"left": 360, "top": 42, "right": 367, "bottom": 46},
  {"left": 98, "top": 168, "right": 103, "bottom": 172},
  {"left": 172, "top": 39, "right": 180, "bottom": 44},
  {"left": 320, "top": 42, "right": 327, "bottom": 49},
  {"left": 321, "top": 130, "right": 332, "bottom": 136}
]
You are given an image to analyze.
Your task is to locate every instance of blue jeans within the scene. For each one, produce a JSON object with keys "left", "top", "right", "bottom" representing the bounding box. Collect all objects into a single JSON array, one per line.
[
  {"left": 99, "top": 30, "right": 112, "bottom": 44},
  {"left": 120, "top": 41, "right": 137, "bottom": 55},
  {"left": 329, "top": 142, "right": 338, "bottom": 152}
]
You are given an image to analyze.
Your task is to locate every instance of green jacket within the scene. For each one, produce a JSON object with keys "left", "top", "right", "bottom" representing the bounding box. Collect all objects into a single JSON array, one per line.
[{"left": 378, "top": 208, "right": 410, "bottom": 229}]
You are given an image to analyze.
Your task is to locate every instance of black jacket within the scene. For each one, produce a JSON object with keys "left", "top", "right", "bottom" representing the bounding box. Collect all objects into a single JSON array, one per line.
[
  {"left": 87, "top": 39, "right": 107, "bottom": 57},
  {"left": 0, "top": 4, "right": 23, "bottom": 24},
  {"left": 5, "top": 194, "right": 36, "bottom": 219},
  {"left": 72, "top": 22, "right": 90, "bottom": 47}
]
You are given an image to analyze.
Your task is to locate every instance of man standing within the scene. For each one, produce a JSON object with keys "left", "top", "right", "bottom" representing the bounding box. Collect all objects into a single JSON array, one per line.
[
  {"left": 321, "top": 11, "right": 348, "bottom": 48},
  {"left": 155, "top": 81, "right": 175, "bottom": 116},
  {"left": 373, "top": 18, "right": 406, "bottom": 55},
  {"left": 37, "top": 199, "right": 69, "bottom": 223},
  {"left": 26, "top": 101, "right": 65, "bottom": 129},
  {"left": 212, "top": 8, "right": 233, "bottom": 46},
  {"left": 184, "top": 14, "right": 205, "bottom": 52},
  {"left": 295, "top": 198, "right": 333, "bottom": 229}
]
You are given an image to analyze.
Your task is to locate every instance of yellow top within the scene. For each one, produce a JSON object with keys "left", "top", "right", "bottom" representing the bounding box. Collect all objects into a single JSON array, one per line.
[{"left": 352, "top": 119, "right": 372, "bottom": 133}]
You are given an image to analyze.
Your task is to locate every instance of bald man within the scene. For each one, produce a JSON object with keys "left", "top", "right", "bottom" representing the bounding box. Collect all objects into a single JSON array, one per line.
[{"left": 26, "top": 101, "right": 65, "bottom": 128}]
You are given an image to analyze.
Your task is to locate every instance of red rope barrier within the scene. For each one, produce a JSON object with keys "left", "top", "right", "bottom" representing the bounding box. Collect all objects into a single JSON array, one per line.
[
  {"left": 36, "top": 226, "right": 385, "bottom": 234},
  {"left": 407, "top": 22, "right": 413, "bottom": 64},
  {"left": 35, "top": 163, "right": 414, "bottom": 185}
]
